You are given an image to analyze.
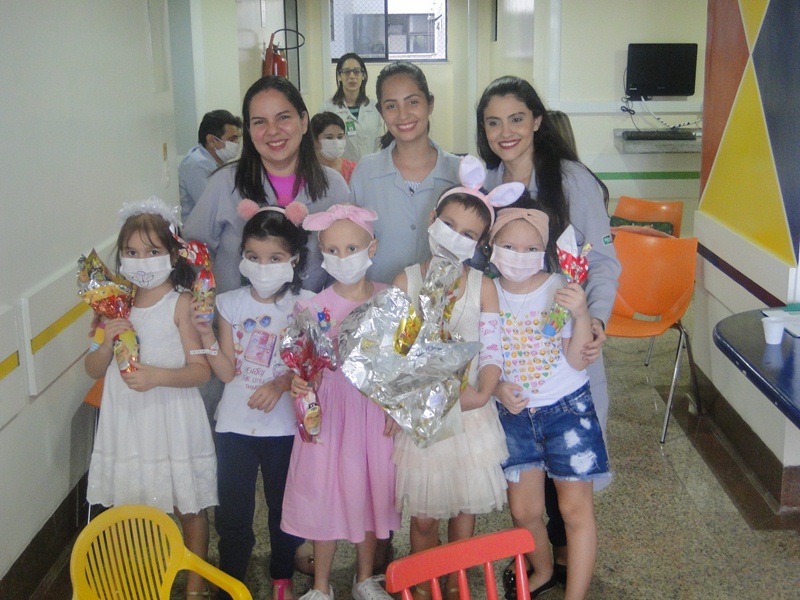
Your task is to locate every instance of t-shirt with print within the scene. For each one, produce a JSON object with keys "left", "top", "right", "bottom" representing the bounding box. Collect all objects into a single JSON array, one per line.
[
  {"left": 495, "top": 274, "right": 588, "bottom": 408},
  {"left": 214, "top": 286, "right": 314, "bottom": 436}
]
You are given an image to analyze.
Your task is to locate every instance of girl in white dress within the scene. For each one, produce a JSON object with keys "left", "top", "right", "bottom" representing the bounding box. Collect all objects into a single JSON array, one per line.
[{"left": 86, "top": 197, "right": 217, "bottom": 598}]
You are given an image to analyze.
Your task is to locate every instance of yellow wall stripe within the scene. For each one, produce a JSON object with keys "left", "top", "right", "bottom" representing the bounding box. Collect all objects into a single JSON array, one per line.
[
  {"left": 0, "top": 351, "right": 20, "bottom": 382},
  {"left": 31, "top": 302, "right": 90, "bottom": 354}
]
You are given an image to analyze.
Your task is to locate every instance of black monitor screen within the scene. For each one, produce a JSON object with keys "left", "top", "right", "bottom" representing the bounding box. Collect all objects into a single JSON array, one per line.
[{"left": 625, "top": 43, "right": 698, "bottom": 100}]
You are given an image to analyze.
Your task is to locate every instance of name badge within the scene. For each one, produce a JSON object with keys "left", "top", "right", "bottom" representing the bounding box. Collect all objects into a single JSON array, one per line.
[{"left": 345, "top": 119, "right": 357, "bottom": 136}]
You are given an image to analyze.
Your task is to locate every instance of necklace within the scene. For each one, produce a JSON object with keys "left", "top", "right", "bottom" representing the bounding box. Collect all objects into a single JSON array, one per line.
[{"left": 498, "top": 284, "right": 532, "bottom": 326}]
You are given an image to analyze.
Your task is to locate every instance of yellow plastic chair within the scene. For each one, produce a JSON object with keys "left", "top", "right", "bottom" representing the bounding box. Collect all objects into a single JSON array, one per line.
[
  {"left": 70, "top": 504, "right": 252, "bottom": 600},
  {"left": 606, "top": 231, "right": 700, "bottom": 444}
]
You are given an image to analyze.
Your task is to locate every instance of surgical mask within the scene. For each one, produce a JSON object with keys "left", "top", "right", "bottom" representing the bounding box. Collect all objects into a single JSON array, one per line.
[
  {"left": 491, "top": 246, "right": 546, "bottom": 282},
  {"left": 321, "top": 246, "right": 373, "bottom": 285},
  {"left": 120, "top": 255, "right": 173, "bottom": 289},
  {"left": 215, "top": 138, "right": 241, "bottom": 162},
  {"left": 239, "top": 258, "right": 295, "bottom": 298},
  {"left": 319, "top": 139, "right": 347, "bottom": 161},
  {"left": 428, "top": 218, "right": 478, "bottom": 263}
]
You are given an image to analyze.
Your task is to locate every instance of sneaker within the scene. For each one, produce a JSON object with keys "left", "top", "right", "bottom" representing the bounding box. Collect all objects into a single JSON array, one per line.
[
  {"left": 352, "top": 575, "right": 392, "bottom": 600},
  {"left": 299, "top": 588, "right": 335, "bottom": 600}
]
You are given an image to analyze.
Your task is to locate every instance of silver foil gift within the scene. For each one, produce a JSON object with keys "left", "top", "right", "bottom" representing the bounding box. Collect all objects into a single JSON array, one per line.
[{"left": 338, "top": 256, "right": 481, "bottom": 448}]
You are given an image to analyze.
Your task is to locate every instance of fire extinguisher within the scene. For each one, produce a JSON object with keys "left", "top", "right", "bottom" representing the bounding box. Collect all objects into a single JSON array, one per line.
[{"left": 262, "top": 29, "right": 305, "bottom": 78}]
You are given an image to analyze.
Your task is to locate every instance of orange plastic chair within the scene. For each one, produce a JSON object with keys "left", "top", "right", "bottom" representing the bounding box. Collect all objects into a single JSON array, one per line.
[
  {"left": 385, "top": 529, "right": 535, "bottom": 600},
  {"left": 613, "top": 195, "right": 684, "bottom": 237},
  {"left": 606, "top": 231, "right": 700, "bottom": 443},
  {"left": 70, "top": 504, "right": 252, "bottom": 600}
]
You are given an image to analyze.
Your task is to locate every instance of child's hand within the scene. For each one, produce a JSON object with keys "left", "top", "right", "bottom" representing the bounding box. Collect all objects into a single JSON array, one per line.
[
  {"left": 495, "top": 381, "right": 527, "bottom": 414},
  {"left": 190, "top": 299, "right": 214, "bottom": 335},
  {"left": 249, "top": 381, "right": 284, "bottom": 412},
  {"left": 120, "top": 363, "right": 159, "bottom": 392},
  {"left": 554, "top": 282, "right": 589, "bottom": 320},
  {"left": 383, "top": 413, "right": 402, "bottom": 437},
  {"left": 291, "top": 374, "right": 311, "bottom": 398},
  {"left": 88, "top": 312, "right": 102, "bottom": 338},
  {"left": 102, "top": 318, "right": 133, "bottom": 348}
]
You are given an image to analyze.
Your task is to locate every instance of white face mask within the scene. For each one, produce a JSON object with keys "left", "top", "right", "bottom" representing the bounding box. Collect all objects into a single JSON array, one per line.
[
  {"left": 239, "top": 258, "right": 295, "bottom": 298},
  {"left": 428, "top": 218, "right": 479, "bottom": 263},
  {"left": 491, "top": 246, "right": 546, "bottom": 282},
  {"left": 215, "top": 138, "right": 241, "bottom": 162},
  {"left": 120, "top": 255, "right": 173, "bottom": 289},
  {"left": 319, "top": 138, "right": 347, "bottom": 161},
  {"left": 321, "top": 246, "right": 373, "bottom": 285}
]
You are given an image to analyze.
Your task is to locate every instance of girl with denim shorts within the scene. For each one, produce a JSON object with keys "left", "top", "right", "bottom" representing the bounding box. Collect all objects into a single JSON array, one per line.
[{"left": 489, "top": 208, "right": 609, "bottom": 600}]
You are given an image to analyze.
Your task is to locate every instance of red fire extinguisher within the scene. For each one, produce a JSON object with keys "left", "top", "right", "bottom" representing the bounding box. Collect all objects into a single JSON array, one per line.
[{"left": 262, "top": 29, "right": 305, "bottom": 78}]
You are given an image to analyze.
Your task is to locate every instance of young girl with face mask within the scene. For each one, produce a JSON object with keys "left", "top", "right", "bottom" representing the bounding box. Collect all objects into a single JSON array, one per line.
[
  {"left": 84, "top": 197, "right": 217, "bottom": 599},
  {"left": 490, "top": 208, "right": 610, "bottom": 600},
  {"left": 281, "top": 204, "right": 401, "bottom": 600},
  {"left": 389, "top": 156, "right": 523, "bottom": 600},
  {"left": 191, "top": 200, "right": 313, "bottom": 600},
  {"left": 311, "top": 112, "right": 357, "bottom": 184}
]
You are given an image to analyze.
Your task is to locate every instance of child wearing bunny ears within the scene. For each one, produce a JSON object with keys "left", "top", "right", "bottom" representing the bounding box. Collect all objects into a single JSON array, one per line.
[
  {"left": 389, "top": 156, "right": 525, "bottom": 600},
  {"left": 281, "top": 204, "right": 401, "bottom": 600}
]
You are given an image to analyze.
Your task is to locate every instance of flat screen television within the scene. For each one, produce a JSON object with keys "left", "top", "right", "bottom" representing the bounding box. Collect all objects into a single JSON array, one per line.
[{"left": 625, "top": 43, "right": 698, "bottom": 100}]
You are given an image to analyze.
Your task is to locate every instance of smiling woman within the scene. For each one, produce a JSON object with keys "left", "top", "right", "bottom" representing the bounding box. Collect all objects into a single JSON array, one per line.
[{"left": 183, "top": 76, "right": 350, "bottom": 295}]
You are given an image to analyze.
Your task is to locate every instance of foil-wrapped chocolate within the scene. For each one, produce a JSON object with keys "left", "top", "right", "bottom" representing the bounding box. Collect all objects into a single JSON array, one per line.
[{"left": 338, "top": 255, "right": 481, "bottom": 448}]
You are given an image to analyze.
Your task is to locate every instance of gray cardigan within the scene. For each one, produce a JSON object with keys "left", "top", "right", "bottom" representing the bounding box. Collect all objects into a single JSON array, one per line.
[
  {"left": 350, "top": 141, "right": 461, "bottom": 284},
  {"left": 182, "top": 164, "right": 350, "bottom": 294}
]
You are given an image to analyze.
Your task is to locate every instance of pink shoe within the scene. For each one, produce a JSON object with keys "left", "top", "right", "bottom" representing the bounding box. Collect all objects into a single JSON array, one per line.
[{"left": 274, "top": 579, "right": 293, "bottom": 600}]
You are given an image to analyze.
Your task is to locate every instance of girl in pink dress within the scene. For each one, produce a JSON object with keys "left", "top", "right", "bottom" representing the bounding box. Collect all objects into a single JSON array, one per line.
[{"left": 281, "top": 204, "right": 400, "bottom": 600}]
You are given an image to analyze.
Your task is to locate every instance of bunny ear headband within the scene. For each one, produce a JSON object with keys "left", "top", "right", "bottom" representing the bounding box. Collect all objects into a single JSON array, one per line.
[
  {"left": 303, "top": 203, "right": 379, "bottom": 237},
  {"left": 437, "top": 155, "right": 526, "bottom": 226},
  {"left": 237, "top": 199, "right": 309, "bottom": 226}
]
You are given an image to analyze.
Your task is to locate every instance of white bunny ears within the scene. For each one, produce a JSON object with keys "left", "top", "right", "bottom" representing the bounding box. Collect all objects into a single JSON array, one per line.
[{"left": 437, "top": 155, "right": 526, "bottom": 226}]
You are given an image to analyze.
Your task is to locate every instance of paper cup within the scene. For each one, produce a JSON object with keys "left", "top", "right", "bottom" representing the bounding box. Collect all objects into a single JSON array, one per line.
[{"left": 761, "top": 316, "right": 785, "bottom": 345}]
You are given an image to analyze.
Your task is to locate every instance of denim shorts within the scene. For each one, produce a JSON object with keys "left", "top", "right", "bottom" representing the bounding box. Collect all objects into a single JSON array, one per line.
[{"left": 496, "top": 383, "right": 610, "bottom": 483}]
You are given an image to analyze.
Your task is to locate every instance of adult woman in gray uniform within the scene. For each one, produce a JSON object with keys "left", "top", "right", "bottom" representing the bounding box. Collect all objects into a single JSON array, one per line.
[
  {"left": 477, "top": 76, "right": 620, "bottom": 592},
  {"left": 319, "top": 53, "right": 382, "bottom": 162},
  {"left": 185, "top": 76, "right": 349, "bottom": 294},
  {"left": 350, "top": 61, "right": 460, "bottom": 284}
]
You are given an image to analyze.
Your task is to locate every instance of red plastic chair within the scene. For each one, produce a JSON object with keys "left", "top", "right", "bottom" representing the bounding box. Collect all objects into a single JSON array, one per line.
[{"left": 385, "top": 529, "right": 535, "bottom": 600}]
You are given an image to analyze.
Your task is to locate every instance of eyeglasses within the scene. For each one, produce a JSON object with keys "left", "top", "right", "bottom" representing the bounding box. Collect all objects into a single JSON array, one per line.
[{"left": 340, "top": 68, "right": 363, "bottom": 77}]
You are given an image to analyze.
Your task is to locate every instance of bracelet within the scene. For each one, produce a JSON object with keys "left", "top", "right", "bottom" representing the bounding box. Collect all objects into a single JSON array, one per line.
[{"left": 190, "top": 340, "right": 219, "bottom": 356}]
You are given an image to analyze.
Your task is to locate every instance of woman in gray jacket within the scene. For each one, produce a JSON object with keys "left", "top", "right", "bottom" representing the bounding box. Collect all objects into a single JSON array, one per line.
[{"left": 185, "top": 76, "right": 349, "bottom": 294}]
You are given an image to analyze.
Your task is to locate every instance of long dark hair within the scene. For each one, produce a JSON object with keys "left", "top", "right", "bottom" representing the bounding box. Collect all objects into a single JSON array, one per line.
[
  {"left": 331, "top": 53, "right": 369, "bottom": 108},
  {"left": 240, "top": 209, "right": 309, "bottom": 299},
  {"left": 476, "top": 76, "right": 609, "bottom": 248},
  {"left": 375, "top": 61, "right": 434, "bottom": 150},
  {"left": 116, "top": 214, "right": 194, "bottom": 290},
  {"left": 235, "top": 76, "right": 329, "bottom": 204}
]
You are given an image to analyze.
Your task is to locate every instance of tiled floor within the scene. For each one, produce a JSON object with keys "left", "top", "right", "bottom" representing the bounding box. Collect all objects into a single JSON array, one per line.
[{"left": 46, "top": 323, "right": 800, "bottom": 600}]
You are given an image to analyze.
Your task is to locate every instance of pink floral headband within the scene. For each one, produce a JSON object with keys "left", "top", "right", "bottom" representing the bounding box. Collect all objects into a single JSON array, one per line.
[
  {"left": 237, "top": 199, "right": 309, "bottom": 226},
  {"left": 437, "top": 155, "right": 526, "bottom": 227},
  {"left": 302, "top": 204, "right": 378, "bottom": 237}
]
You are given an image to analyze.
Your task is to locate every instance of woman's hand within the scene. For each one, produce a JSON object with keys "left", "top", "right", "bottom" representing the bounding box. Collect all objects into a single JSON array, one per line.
[
  {"left": 120, "top": 363, "right": 160, "bottom": 392},
  {"left": 495, "top": 381, "right": 527, "bottom": 414},
  {"left": 581, "top": 317, "right": 606, "bottom": 363}
]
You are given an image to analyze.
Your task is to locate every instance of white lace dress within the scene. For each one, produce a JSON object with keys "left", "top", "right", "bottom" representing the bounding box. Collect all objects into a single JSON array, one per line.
[
  {"left": 393, "top": 266, "right": 508, "bottom": 519},
  {"left": 87, "top": 290, "right": 218, "bottom": 514}
]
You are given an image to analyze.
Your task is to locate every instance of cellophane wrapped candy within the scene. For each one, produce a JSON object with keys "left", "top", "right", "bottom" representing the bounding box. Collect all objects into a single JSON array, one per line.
[
  {"left": 280, "top": 309, "right": 337, "bottom": 443},
  {"left": 176, "top": 236, "right": 216, "bottom": 320},
  {"left": 338, "top": 256, "right": 481, "bottom": 448},
  {"left": 541, "top": 225, "right": 592, "bottom": 337},
  {"left": 77, "top": 249, "right": 139, "bottom": 372}
]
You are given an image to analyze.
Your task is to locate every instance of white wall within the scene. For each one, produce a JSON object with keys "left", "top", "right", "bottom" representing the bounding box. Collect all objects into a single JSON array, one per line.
[{"left": 0, "top": 0, "right": 179, "bottom": 578}]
